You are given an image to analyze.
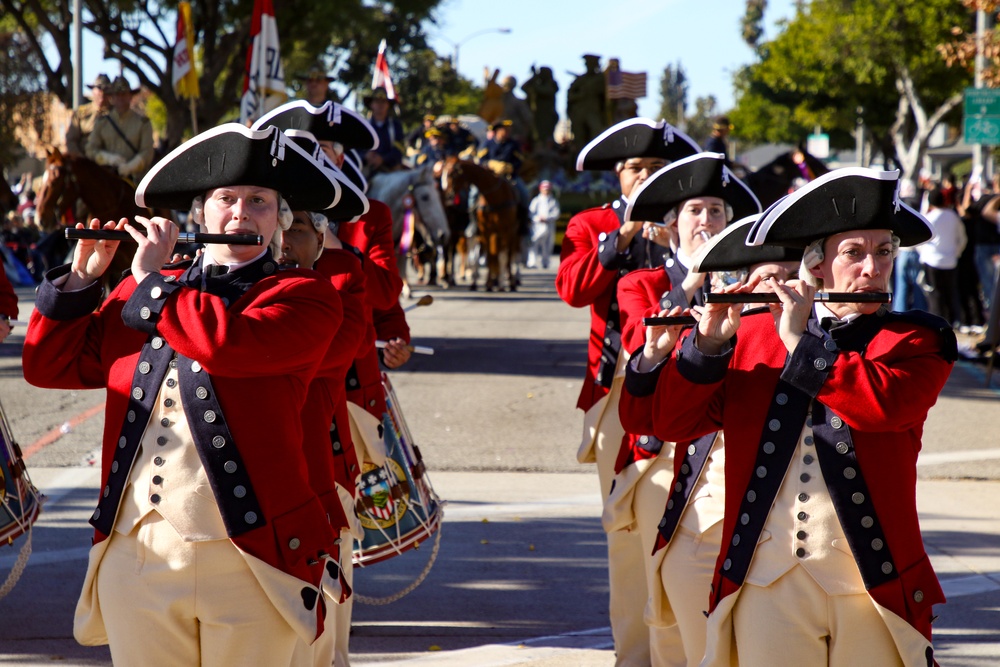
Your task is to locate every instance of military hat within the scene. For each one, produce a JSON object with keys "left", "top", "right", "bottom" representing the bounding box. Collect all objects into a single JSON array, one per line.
[
  {"left": 340, "top": 149, "right": 368, "bottom": 195},
  {"left": 296, "top": 64, "right": 335, "bottom": 82},
  {"left": 435, "top": 114, "right": 455, "bottom": 126},
  {"left": 423, "top": 114, "right": 437, "bottom": 122},
  {"left": 625, "top": 152, "right": 761, "bottom": 223},
  {"left": 746, "top": 168, "right": 932, "bottom": 248},
  {"left": 107, "top": 76, "right": 139, "bottom": 95},
  {"left": 576, "top": 118, "right": 701, "bottom": 172},
  {"left": 691, "top": 215, "right": 803, "bottom": 273},
  {"left": 363, "top": 86, "right": 395, "bottom": 107},
  {"left": 425, "top": 127, "right": 444, "bottom": 139},
  {"left": 87, "top": 74, "right": 111, "bottom": 90},
  {"left": 252, "top": 100, "right": 379, "bottom": 152},
  {"left": 279, "top": 129, "right": 369, "bottom": 221},
  {"left": 135, "top": 124, "right": 346, "bottom": 213},
  {"left": 491, "top": 119, "right": 513, "bottom": 132}
]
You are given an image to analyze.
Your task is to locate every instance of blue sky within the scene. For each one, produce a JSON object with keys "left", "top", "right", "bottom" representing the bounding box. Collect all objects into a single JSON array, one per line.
[{"left": 74, "top": 0, "right": 796, "bottom": 119}]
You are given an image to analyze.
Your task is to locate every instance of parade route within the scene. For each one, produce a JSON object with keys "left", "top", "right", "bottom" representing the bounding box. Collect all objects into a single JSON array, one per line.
[{"left": 2, "top": 266, "right": 1000, "bottom": 666}]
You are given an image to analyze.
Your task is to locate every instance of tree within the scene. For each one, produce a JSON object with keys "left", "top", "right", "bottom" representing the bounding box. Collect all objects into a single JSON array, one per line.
[
  {"left": 732, "top": 0, "right": 973, "bottom": 181},
  {"left": 387, "top": 49, "right": 482, "bottom": 128},
  {"left": 0, "top": 0, "right": 443, "bottom": 152},
  {"left": 657, "top": 62, "right": 687, "bottom": 127},
  {"left": 0, "top": 30, "right": 46, "bottom": 166},
  {"left": 687, "top": 95, "right": 719, "bottom": 145}
]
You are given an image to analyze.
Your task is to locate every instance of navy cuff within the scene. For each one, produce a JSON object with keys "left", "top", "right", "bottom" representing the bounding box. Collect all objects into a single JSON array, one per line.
[
  {"left": 596, "top": 229, "right": 630, "bottom": 271},
  {"left": 121, "top": 273, "right": 183, "bottom": 334},
  {"left": 780, "top": 331, "right": 837, "bottom": 398},
  {"left": 624, "top": 348, "right": 665, "bottom": 397},
  {"left": 34, "top": 264, "right": 104, "bottom": 321},
  {"left": 659, "top": 284, "right": 690, "bottom": 311},
  {"left": 675, "top": 331, "right": 733, "bottom": 385}
]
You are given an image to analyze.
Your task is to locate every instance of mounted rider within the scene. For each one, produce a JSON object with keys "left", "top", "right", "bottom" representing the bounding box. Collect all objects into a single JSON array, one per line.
[{"left": 85, "top": 76, "right": 154, "bottom": 182}]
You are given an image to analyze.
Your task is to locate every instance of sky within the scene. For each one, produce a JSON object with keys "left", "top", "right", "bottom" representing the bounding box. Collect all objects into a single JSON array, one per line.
[{"left": 74, "top": 0, "right": 797, "bottom": 120}]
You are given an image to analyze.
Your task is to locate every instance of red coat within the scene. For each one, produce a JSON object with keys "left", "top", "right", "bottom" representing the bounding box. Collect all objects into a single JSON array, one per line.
[
  {"left": 632, "top": 308, "right": 956, "bottom": 640},
  {"left": 22, "top": 256, "right": 344, "bottom": 627},
  {"left": 337, "top": 199, "right": 402, "bottom": 310},
  {"left": 0, "top": 262, "right": 16, "bottom": 319}
]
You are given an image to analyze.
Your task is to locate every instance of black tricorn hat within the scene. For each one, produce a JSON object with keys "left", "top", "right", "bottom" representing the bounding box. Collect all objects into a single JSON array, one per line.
[
  {"left": 135, "top": 124, "right": 344, "bottom": 212},
  {"left": 339, "top": 149, "right": 367, "bottom": 195},
  {"left": 252, "top": 100, "right": 379, "bottom": 152},
  {"left": 746, "top": 168, "right": 932, "bottom": 248},
  {"left": 279, "top": 129, "right": 369, "bottom": 220},
  {"left": 692, "top": 215, "right": 803, "bottom": 273},
  {"left": 576, "top": 118, "right": 701, "bottom": 172},
  {"left": 625, "top": 152, "right": 761, "bottom": 223}
]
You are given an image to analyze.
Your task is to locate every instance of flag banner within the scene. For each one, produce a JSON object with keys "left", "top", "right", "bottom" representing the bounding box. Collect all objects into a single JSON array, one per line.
[
  {"left": 371, "top": 39, "right": 398, "bottom": 102},
  {"left": 240, "top": 0, "right": 287, "bottom": 124},
  {"left": 606, "top": 70, "right": 647, "bottom": 100},
  {"left": 172, "top": 1, "right": 199, "bottom": 99}
]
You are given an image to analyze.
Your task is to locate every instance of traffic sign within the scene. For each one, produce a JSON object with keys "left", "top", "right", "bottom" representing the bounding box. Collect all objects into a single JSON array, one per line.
[
  {"left": 964, "top": 87, "right": 1000, "bottom": 145},
  {"left": 807, "top": 133, "right": 829, "bottom": 159}
]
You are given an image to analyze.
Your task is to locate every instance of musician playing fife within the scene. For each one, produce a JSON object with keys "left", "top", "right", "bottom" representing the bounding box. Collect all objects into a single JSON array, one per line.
[
  {"left": 622, "top": 168, "right": 956, "bottom": 666},
  {"left": 22, "top": 123, "right": 358, "bottom": 666}
]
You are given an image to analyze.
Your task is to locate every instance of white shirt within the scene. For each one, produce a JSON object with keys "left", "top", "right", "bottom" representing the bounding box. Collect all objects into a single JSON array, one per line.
[{"left": 916, "top": 206, "right": 967, "bottom": 270}]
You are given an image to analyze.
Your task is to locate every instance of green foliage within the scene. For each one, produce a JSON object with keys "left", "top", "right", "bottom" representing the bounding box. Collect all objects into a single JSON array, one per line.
[
  {"left": 0, "top": 31, "right": 46, "bottom": 166},
  {"left": 657, "top": 62, "right": 687, "bottom": 125},
  {"left": 390, "top": 48, "right": 482, "bottom": 128}
]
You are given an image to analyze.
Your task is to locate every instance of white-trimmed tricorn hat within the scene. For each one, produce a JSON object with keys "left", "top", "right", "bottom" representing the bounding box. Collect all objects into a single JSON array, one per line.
[
  {"left": 625, "top": 152, "right": 761, "bottom": 223},
  {"left": 252, "top": 100, "right": 379, "bottom": 152},
  {"left": 576, "top": 118, "right": 701, "bottom": 172},
  {"left": 692, "top": 215, "right": 803, "bottom": 273},
  {"left": 281, "top": 129, "right": 369, "bottom": 222},
  {"left": 340, "top": 148, "right": 367, "bottom": 195},
  {"left": 745, "top": 168, "right": 932, "bottom": 248},
  {"left": 135, "top": 123, "right": 344, "bottom": 212}
]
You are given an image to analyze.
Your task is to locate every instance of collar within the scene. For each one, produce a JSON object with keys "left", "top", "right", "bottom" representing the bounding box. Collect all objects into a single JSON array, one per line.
[
  {"left": 814, "top": 301, "right": 862, "bottom": 325},
  {"left": 203, "top": 247, "right": 268, "bottom": 273}
]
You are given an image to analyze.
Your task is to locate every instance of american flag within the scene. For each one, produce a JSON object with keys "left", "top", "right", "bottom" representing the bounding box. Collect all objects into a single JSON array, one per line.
[{"left": 606, "top": 70, "right": 647, "bottom": 100}]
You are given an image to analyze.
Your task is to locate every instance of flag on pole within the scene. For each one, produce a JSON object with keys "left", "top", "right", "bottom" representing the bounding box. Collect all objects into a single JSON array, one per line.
[
  {"left": 371, "top": 39, "right": 398, "bottom": 103},
  {"left": 606, "top": 70, "right": 647, "bottom": 100},
  {"left": 172, "top": 2, "right": 199, "bottom": 99},
  {"left": 239, "top": 0, "right": 287, "bottom": 124}
]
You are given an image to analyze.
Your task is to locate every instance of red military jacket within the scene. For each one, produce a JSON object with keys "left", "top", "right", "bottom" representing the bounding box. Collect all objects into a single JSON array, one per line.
[
  {"left": 22, "top": 255, "right": 343, "bottom": 620},
  {"left": 303, "top": 248, "right": 371, "bottom": 531},
  {"left": 338, "top": 199, "right": 402, "bottom": 310},
  {"left": 0, "top": 262, "right": 16, "bottom": 319},
  {"left": 627, "top": 307, "right": 956, "bottom": 640}
]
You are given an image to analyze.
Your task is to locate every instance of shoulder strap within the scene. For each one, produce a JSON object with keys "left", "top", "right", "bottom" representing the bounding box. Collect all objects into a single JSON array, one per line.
[{"left": 103, "top": 114, "right": 139, "bottom": 157}]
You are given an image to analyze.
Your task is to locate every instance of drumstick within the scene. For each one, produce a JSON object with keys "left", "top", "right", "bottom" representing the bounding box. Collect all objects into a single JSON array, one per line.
[
  {"left": 642, "top": 316, "right": 698, "bottom": 327},
  {"left": 705, "top": 292, "right": 892, "bottom": 304},
  {"left": 6, "top": 320, "right": 28, "bottom": 328},
  {"left": 376, "top": 340, "right": 435, "bottom": 355},
  {"left": 404, "top": 294, "right": 433, "bottom": 312},
  {"left": 66, "top": 228, "right": 264, "bottom": 246}
]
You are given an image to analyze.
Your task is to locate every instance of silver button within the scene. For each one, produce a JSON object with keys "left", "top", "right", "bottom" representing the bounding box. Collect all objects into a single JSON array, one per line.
[
  {"left": 348, "top": 378, "right": 358, "bottom": 387},
  {"left": 166, "top": 378, "right": 177, "bottom": 388},
  {"left": 93, "top": 508, "right": 101, "bottom": 520},
  {"left": 610, "top": 303, "right": 618, "bottom": 311},
  {"left": 747, "top": 490, "right": 757, "bottom": 503},
  {"left": 674, "top": 482, "right": 683, "bottom": 492},
  {"left": 805, "top": 416, "right": 813, "bottom": 427},
  {"left": 212, "top": 435, "right": 226, "bottom": 448},
  {"left": 332, "top": 441, "right": 341, "bottom": 452},
  {"left": 604, "top": 337, "right": 611, "bottom": 345},
  {"left": 762, "top": 441, "right": 775, "bottom": 454},
  {"left": 740, "top": 513, "right": 750, "bottom": 525},
  {"left": 913, "top": 590, "right": 924, "bottom": 603},
  {"left": 150, "top": 286, "right": 163, "bottom": 299},
  {"left": 680, "top": 463, "right": 690, "bottom": 475},
  {"left": 111, "top": 461, "right": 119, "bottom": 473},
  {"left": 666, "top": 499, "right": 674, "bottom": 510},
  {"left": 871, "top": 538, "right": 884, "bottom": 551},
  {"left": 836, "top": 441, "right": 849, "bottom": 454},
  {"left": 881, "top": 562, "right": 893, "bottom": 574},
  {"left": 639, "top": 435, "right": 648, "bottom": 445},
  {"left": 288, "top": 538, "right": 301, "bottom": 550},
  {"left": 732, "top": 534, "right": 741, "bottom": 546},
  {"left": 245, "top": 511, "right": 258, "bottom": 524},
  {"left": 768, "top": 419, "right": 780, "bottom": 431},
  {"left": 798, "top": 493, "right": 809, "bottom": 502},
  {"left": 151, "top": 336, "right": 164, "bottom": 349},
  {"left": 233, "top": 485, "right": 247, "bottom": 498},
  {"left": 687, "top": 444, "right": 697, "bottom": 456},
  {"left": 139, "top": 306, "right": 151, "bottom": 320},
  {"left": 164, "top": 276, "right": 176, "bottom": 283},
  {"left": 191, "top": 361, "right": 202, "bottom": 373},
  {"left": 127, "top": 410, "right": 136, "bottom": 423},
  {"left": 775, "top": 393, "right": 788, "bottom": 405},
  {"left": 804, "top": 435, "right": 814, "bottom": 446},
  {"left": 196, "top": 386, "right": 209, "bottom": 399},
  {"left": 852, "top": 492, "right": 866, "bottom": 504},
  {"left": 813, "top": 358, "right": 827, "bottom": 371},
  {"left": 861, "top": 516, "right": 874, "bottom": 528},
  {"left": 138, "top": 362, "right": 151, "bottom": 374},
  {"left": 118, "top": 436, "right": 127, "bottom": 448},
  {"left": 598, "top": 244, "right": 605, "bottom": 253},
  {"left": 369, "top": 399, "right": 377, "bottom": 407},
  {"left": 843, "top": 467, "right": 857, "bottom": 479},
  {"left": 824, "top": 339, "right": 837, "bottom": 351},
  {"left": 665, "top": 258, "right": 675, "bottom": 268},
  {"left": 131, "top": 387, "right": 144, "bottom": 400},
  {"left": 224, "top": 460, "right": 237, "bottom": 473},
  {"left": 756, "top": 466, "right": 767, "bottom": 478},
  {"left": 103, "top": 485, "right": 110, "bottom": 497},
  {"left": 803, "top": 454, "right": 814, "bottom": 465},
  {"left": 154, "top": 456, "right": 164, "bottom": 466},
  {"left": 659, "top": 517, "right": 667, "bottom": 528},
  {"left": 662, "top": 299, "right": 673, "bottom": 309},
  {"left": 831, "top": 416, "right": 844, "bottom": 429},
  {"left": 204, "top": 410, "right": 216, "bottom": 423},
  {"left": 598, "top": 232, "right": 608, "bottom": 242},
  {"left": 164, "top": 398, "right": 174, "bottom": 408},
  {"left": 723, "top": 558, "right": 732, "bottom": 571}
]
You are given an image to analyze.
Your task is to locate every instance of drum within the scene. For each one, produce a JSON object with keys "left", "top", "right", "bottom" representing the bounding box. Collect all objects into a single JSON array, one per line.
[
  {"left": 353, "top": 372, "right": 442, "bottom": 567},
  {"left": 0, "top": 397, "right": 40, "bottom": 546}
]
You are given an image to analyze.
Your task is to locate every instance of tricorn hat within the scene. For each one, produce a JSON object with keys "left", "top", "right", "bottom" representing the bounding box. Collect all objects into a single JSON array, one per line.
[
  {"left": 278, "top": 129, "right": 369, "bottom": 221},
  {"left": 576, "top": 118, "right": 701, "bottom": 172},
  {"left": 252, "top": 100, "right": 379, "bottom": 152},
  {"left": 340, "top": 149, "right": 368, "bottom": 195},
  {"left": 87, "top": 74, "right": 111, "bottom": 90},
  {"left": 692, "top": 215, "right": 803, "bottom": 273},
  {"left": 363, "top": 86, "right": 395, "bottom": 107},
  {"left": 625, "top": 152, "right": 761, "bottom": 223},
  {"left": 135, "top": 124, "right": 344, "bottom": 213},
  {"left": 746, "top": 168, "right": 932, "bottom": 248}
]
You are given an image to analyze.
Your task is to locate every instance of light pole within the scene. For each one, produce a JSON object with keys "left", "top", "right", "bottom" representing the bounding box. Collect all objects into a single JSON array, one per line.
[{"left": 441, "top": 27, "right": 511, "bottom": 72}]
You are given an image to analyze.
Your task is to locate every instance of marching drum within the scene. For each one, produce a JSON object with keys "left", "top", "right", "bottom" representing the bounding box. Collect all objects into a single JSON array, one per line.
[
  {"left": 353, "top": 372, "right": 442, "bottom": 568},
  {"left": 0, "top": 397, "right": 41, "bottom": 600}
]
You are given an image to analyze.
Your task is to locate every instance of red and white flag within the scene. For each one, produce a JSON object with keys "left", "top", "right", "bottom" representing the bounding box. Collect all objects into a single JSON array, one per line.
[
  {"left": 370, "top": 39, "right": 398, "bottom": 103},
  {"left": 172, "top": 2, "right": 198, "bottom": 99},
  {"left": 239, "top": 0, "right": 287, "bottom": 124}
]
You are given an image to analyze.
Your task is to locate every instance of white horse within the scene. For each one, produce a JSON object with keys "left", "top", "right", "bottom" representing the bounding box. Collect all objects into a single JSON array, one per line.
[{"left": 368, "top": 165, "right": 450, "bottom": 297}]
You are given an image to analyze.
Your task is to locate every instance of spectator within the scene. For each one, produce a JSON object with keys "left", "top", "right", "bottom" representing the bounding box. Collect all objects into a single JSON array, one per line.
[
  {"left": 917, "top": 187, "right": 967, "bottom": 326},
  {"left": 526, "top": 180, "right": 560, "bottom": 269}
]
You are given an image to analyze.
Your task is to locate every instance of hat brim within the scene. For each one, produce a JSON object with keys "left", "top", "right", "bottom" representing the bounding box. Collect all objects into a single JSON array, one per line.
[
  {"left": 692, "top": 215, "right": 803, "bottom": 273},
  {"left": 625, "top": 152, "right": 761, "bottom": 223},
  {"left": 746, "top": 168, "right": 932, "bottom": 248},
  {"left": 576, "top": 118, "right": 701, "bottom": 172},
  {"left": 253, "top": 100, "right": 379, "bottom": 152},
  {"left": 135, "top": 123, "right": 343, "bottom": 212},
  {"left": 281, "top": 130, "right": 369, "bottom": 220}
]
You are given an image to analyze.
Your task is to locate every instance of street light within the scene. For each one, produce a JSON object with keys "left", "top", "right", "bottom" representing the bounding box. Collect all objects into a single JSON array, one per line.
[{"left": 441, "top": 27, "right": 512, "bottom": 72}]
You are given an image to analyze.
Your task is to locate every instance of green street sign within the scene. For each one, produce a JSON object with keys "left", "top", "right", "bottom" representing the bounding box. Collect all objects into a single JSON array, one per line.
[
  {"left": 965, "top": 117, "right": 1000, "bottom": 145},
  {"left": 964, "top": 88, "right": 1000, "bottom": 145},
  {"left": 965, "top": 87, "right": 1000, "bottom": 117}
]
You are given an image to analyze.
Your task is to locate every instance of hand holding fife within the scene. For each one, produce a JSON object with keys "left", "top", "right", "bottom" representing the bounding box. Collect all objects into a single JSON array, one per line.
[
  {"left": 128, "top": 216, "right": 180, "bottom": 284},
  {"left": 767, "top": 278, "right": 815, "bottom": 355},
  {"left": 694, "top": 276, "right": 761, "bottom": 354},
  {"left": 67, "top": 218, "right": 127, "bottom": 290},
  {"left": 639, "top": 305, "right": 687, "bottom": 371}
]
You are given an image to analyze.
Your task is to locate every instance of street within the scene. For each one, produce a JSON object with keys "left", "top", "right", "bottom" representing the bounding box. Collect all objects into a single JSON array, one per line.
[{"left": 1, "top": 264, "right": 999, "bottom": 666}]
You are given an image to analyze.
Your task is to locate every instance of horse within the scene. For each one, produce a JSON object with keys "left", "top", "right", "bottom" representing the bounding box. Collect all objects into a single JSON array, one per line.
[
  {"left": 440, "top": 157, "right": 520, "bottom": 292},
  {"left": 742, "top": 149, "right": 830, "bottom": 209},
  {"left": 367, "top": 164, "right": 450, "bottom": 297},
  {"left": 34, "top": 147, "right": 148, "bottom": 290}
]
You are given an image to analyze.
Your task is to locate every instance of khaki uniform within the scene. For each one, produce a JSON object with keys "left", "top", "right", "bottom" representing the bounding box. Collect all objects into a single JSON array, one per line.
[
  {"left": 86, "top": 108, "right": 154, "bottom": 180},
  {"left": 65, "top": 102, "right": 108, "bottom": 156}
]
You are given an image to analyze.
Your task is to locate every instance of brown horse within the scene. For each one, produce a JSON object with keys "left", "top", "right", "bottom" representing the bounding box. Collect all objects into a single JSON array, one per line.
[
  {"left": 34, "top": 147, "right": 147, "bottom": 289},
  {"left": 440, "top": 157, "right": 519, "bottom": 292}
]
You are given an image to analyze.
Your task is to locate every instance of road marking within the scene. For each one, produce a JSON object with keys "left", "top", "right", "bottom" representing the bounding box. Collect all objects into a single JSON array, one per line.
[
  {"left": 919, "top": 448, "right": 1000, "bottom": 466},
  {"left": 940, "top": 572, "right": 1000, "bottom": 598},
  {"left": 21, "top": 402, "right": 106, "bottom": 460}
]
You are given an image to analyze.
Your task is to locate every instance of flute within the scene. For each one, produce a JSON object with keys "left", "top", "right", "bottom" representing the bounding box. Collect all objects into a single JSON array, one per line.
[
  {"left": 705, "top": 292, "right": 892, "bottom": 304},
  {"left": 375, "top": 340, "right": 435, "bottom": 355},
  {"left": 66, "top": 228, "right": 264, "bottom": 246},
  {"left": 642, "top": 316, "right": 698, "bottom": 327}
]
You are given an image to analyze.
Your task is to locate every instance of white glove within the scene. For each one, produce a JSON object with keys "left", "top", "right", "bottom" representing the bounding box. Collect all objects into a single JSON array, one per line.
[
  {"left": 95, "top": 151, "right": 125, "bottom": 168},
  {"left": 118, "top": 155, "right": 144, "bottom": 177}
]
